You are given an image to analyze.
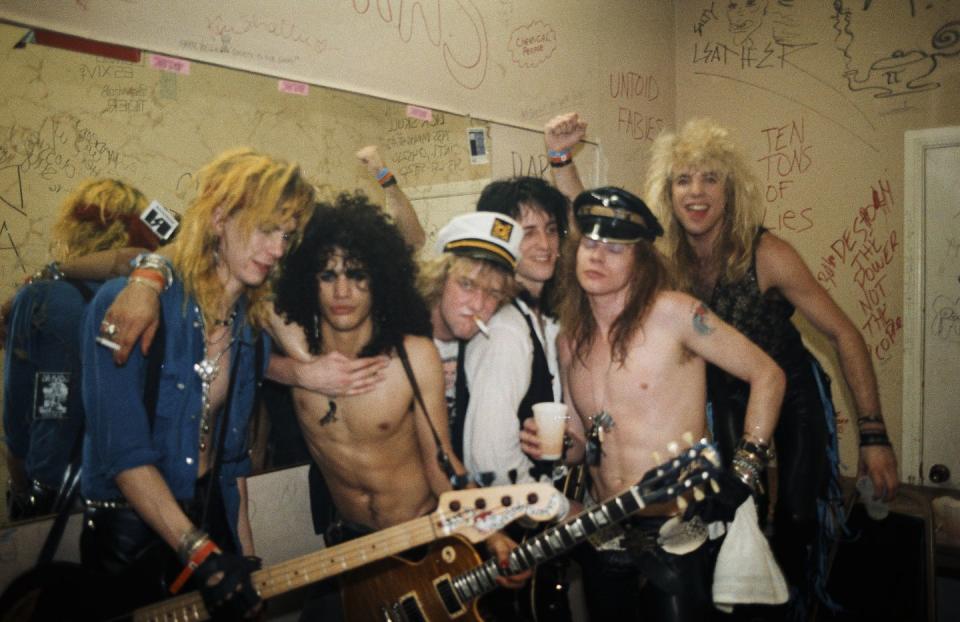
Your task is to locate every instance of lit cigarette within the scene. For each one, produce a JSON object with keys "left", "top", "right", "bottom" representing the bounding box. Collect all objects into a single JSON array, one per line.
[
  {"left": 473, "top": 315, "right": 490, "bottom": 337},
  {"left": 95, "top": 336, "right": 121, "bottom": 351}
]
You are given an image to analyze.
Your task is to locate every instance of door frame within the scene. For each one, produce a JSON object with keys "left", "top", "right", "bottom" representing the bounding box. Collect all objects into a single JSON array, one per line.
[{"left": 901, "top": 126, "right": 960, "bottom": 485}]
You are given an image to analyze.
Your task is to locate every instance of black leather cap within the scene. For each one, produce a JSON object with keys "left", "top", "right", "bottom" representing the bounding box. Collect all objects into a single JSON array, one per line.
[{"left": 573, "top": 186, "right": 664, "bottom": 243}]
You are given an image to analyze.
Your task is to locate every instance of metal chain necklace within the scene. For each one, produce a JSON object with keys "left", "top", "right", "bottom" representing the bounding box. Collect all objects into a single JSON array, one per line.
[{"left": 194, "top": 317, "right": 234, "bottom": 452}]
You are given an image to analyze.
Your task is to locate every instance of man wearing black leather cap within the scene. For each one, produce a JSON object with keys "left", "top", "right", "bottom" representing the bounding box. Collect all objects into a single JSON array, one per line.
[{"left": 524, "top": 186, "right": 785, "bottom": 620}]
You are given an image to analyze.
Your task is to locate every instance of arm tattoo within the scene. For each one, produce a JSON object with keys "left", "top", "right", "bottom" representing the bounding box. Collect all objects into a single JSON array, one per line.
[{"left": 692, "top": 302, "right": 715, "bottom": 336}]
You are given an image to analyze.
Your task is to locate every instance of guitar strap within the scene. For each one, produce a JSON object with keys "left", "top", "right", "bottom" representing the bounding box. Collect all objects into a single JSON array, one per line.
[{"left": 395, "top": 340, "right": 468, "bottom": 489}]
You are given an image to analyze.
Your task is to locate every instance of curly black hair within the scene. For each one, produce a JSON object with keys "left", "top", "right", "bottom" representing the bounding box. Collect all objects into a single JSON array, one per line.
[{"left": 273, "top": 192, "right": 432, "bottom": 357}]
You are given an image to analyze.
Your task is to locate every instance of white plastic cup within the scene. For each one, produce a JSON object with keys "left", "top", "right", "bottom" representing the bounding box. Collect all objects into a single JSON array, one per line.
[{"left": 533, "top": 402, "right": 568, "bottom": 460}]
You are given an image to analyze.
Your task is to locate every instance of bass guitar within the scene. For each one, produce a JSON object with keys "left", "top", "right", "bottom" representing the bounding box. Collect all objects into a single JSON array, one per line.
[
  {"left": 341, "top": 439, "right": 721, "bottom": 622},
  {"left": 131, "top": 483, "right": 565, "bottom": 622},
  {"left": 0, "top": 483, "right": 564, "bottom": 622}
]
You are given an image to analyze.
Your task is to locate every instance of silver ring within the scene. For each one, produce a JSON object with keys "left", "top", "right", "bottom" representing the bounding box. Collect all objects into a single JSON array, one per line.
[{"left": 101, "top": 321, "right": 118, "bottom": 337}]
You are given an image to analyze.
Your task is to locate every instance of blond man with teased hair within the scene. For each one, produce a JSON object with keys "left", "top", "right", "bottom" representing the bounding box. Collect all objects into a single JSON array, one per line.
[
  {"left": 645, "top": 118, "right": 897, "bottom": 616},
  {"left": 79, "top": 148, "right": 314, "bottom": 619}
]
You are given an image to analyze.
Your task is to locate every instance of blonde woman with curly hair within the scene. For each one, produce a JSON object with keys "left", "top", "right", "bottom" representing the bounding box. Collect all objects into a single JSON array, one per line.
[
  {"left": 78, "top": 148, "right": 314, "bottom": 618},
  {"left": 645, "top": 118, "right": 898, "bottom": 616},
  {"left": 4, "top": 178, "right": 161, "bottom": 521}
]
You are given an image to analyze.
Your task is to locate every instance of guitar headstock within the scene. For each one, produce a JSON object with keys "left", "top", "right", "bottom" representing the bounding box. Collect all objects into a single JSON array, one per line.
[
  {"left": 633, "top": 436, "right": 723, "bottom": 509},
  {"left": 434, "top": 483, "right": 567, "bottom": 542}
]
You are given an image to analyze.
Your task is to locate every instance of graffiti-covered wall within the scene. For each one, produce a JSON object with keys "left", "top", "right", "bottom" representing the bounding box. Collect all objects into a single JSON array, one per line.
[{"left": 676, "top": 0, "right": 960, "bottom": 474}]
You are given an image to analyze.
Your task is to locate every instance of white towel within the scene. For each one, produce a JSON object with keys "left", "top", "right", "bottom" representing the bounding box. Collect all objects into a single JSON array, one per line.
[{"left": 712, "top": 499, "right": 789, "bottom": 612}]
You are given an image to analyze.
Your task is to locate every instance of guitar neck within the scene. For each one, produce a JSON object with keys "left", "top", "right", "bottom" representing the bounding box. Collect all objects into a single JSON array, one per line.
[
  {"left": 133, "top": 514, "right": 442, "bottom": 622},
  {"left": 453, "top": 482, "right": 648, "bottom": 603}
]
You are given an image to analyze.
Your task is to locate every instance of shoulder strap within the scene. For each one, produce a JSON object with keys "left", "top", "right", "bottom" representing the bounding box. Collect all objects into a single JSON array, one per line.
[{"left": 395, "top": 340, "right": 468, "bottom": 489}]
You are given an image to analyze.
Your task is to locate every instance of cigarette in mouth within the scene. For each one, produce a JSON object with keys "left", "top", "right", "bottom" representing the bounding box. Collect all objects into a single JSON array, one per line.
[
  {"left": 473, "top": 315, "right": 490, "bottom": 337},
  {"left": 95, "top": 336, "right": 121, "bottom": 351}
]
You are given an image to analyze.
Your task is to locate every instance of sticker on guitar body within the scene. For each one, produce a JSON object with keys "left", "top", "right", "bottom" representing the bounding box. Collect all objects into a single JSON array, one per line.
[{"left": 341, "top": 440, "right": 722, "bottom": 622}]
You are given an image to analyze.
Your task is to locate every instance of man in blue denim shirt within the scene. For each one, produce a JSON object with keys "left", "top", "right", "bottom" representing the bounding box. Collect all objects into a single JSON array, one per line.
[{"left": 80, "top": 149, "right": 314, "bottom": 619}]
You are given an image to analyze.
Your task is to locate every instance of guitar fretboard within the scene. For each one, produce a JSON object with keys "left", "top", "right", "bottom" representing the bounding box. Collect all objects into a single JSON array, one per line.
[
  {"left": 131, "top": 482, "right": 560, "bottom": 622},
  {"left": 134, "top": 514, "right": 443, "bottom": 622},
  {"left": 452, "top": 461, "right": 706, "bottom": 603}
]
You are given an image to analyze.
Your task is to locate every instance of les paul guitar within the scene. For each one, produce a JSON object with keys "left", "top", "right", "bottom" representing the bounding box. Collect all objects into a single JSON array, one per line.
[
  {"left": 341, "top": 439, "right": 721, "bottom": 622},
  {"left": 131, "top": 483, "right": 565, "bottom": 622},
  {"left": 0, "top": 483, "right": 565, "bottom": 622}
]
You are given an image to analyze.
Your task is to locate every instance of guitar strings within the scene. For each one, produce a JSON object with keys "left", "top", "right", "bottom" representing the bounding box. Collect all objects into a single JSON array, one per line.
[{"left": 136, "top": 503, "right": 521, "bottom": 620}]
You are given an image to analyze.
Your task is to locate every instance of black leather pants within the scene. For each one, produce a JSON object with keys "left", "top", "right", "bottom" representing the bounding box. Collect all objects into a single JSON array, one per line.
[{"left": 575, "top": 517, "right": 720, "bottom": 622}]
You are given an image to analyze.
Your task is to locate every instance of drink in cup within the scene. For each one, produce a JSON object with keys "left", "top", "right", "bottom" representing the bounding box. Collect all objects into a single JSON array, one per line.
[{"left": 533, "top": 402, "right": 568, "bottom": 460}]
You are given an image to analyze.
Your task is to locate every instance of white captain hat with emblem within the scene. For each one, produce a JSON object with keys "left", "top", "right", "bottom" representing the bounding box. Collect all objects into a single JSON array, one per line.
[{"left": 435, "top": 211, "right": 522, "bottom": 271}]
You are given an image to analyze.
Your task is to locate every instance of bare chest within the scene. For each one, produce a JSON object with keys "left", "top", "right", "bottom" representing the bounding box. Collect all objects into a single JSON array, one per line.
[{"left": 293, "top": 364, "right": 416, "bottom": 445}]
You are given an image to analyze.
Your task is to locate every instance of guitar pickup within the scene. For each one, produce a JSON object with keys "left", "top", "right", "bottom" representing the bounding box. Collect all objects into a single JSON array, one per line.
[{"left": 434, "top": 575, "right": 466, "bottom": 617}]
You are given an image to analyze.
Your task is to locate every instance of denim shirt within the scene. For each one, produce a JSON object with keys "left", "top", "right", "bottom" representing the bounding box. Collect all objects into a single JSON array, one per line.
[
  {"left": 80, "top": 276, "right": 269, "bottom": 547},
  {"left": 4, "top": 279, "right": 99, "bottom": 487}
]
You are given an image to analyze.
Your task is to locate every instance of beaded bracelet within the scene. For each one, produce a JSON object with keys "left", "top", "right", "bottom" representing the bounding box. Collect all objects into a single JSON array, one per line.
[
  {"left": 731, "top": 453, "right": 762, "bottom": 490},
  {"left": 731, "top": 436, "right": 772, "bottom": 492}
]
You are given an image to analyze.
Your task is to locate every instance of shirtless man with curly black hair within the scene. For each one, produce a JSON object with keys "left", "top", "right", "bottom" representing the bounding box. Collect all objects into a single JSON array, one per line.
[{"left": 272, "top": 193, "right": 460, "bottom": 536}]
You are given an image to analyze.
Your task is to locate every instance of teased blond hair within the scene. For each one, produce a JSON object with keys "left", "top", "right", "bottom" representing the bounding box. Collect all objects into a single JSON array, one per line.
[
  {"left": 50, "top": 178, "right": 150, "bottom": 262},
  {"left": 171, "top": 148, "right": 315, "bottom": 329},
  {"left": 645, "top": 118, "right": 763, "bottom": 294},
  {"left": 417, "top": 253, "right": 518, "bottom": 309}
]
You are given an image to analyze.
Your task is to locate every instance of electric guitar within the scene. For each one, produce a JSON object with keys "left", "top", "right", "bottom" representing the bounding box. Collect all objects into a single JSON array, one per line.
[
  {"left": 131, "top": 483, "right": 565, "bottom": 622},
  {"left": 0, "top": 483, "right": 564, "bottom": 622},
  {"left": 341, "top": 439, "right": 721, "bottom": 622}
]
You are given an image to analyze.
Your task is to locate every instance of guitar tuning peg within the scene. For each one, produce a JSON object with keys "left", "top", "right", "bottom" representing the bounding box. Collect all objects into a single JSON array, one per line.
[
  {"left": 667, "top": 441, "right": 680, "bottom": 456},
  {"left": 676, "top": 495, "right": 688, "bottom": 511},
  {"left": 651, "top": 450, "right": 662, "bottom": 464},
  {"left": 693, "top": 486, "right": 705, "bottom": 501},
  {"left": 682, "top": 431, "right": 694, "bottom": 445},
  {"left": 710, "top": 479, "right": 721, "bottom": 494}
]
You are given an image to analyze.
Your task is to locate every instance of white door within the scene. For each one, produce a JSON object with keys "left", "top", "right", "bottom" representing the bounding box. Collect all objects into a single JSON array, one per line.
[{"left": 903, "top": 127, "right": 960, "bottom": 491}]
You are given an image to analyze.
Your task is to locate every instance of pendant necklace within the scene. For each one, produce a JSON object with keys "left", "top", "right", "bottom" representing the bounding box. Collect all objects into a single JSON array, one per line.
[
  {"left": 194, "top": 315, "right": 234, "bottom": 452},
  {"left": 586, "top": 355, "right": 616, "bottom": 466}
]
